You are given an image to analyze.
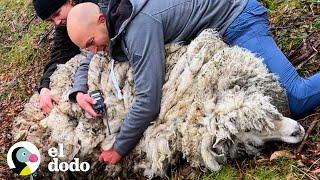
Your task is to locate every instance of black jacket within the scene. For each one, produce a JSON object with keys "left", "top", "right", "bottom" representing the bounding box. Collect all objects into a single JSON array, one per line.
[{"left": 38, "top": 0, "right": 99, "bottom": 92}]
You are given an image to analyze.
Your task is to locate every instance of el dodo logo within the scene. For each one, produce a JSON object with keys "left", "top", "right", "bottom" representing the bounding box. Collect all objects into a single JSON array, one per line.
[
  {"left": 48, "top": 144, "right": 90, "bottom": 172},
  {"left": 7, "top": 141, "right": 40, "bottom": 176}
]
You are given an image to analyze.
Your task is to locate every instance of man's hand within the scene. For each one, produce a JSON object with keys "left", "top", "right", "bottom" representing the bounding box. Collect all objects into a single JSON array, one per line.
[
  {"left": 39, "top": 88, "right": 55, "bottom": 113},
  {"left": 99, "top": 147, "right": 122, "bottom": 164},
  {"left": 76, "top": 92, "right": 99, "bottom": 117}
]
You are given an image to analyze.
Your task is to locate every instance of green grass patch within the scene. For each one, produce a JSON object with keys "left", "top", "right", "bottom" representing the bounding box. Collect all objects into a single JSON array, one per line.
[
  {"left": 0, "top": 0, "right": 49, "bottom": 72},
  {"left": 203, "top": 165, "right": 238, "bottom": 180},
  {"left": 201, "top": 158, "right": 305, "bottom": 180},
  {"left": 313, "top": 17, "right": 320, "bottom": 30},
  {"left": 0, "top": 0, "right": 50, "bottom": 104},
  {"left": 261, "top": 0, "right": 283, "bottom": 11},
  {"left": 247, "top": 166, "right": 284, "bottom": 180},
  {"left": 291, "top": 33, "right": 307, "bottom": 44},
  {"left": 244, "top": 158, "right": 304, "bottom": 180}
]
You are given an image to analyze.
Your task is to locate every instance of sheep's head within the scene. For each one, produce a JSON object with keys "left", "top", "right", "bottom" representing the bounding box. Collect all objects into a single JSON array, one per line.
[
  {"left": 200, "top": 117, "right": 304, "bottom": 171},
  {"left": 225, "top": 117, "right": 305, "bottom": 160},
  {"left": 237, "top": 117, "right": 305, "bottom": 145}
]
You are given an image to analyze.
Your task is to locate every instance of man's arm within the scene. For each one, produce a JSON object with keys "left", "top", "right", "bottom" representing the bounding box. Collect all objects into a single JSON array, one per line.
[
  {"left": 69, "top": 52, "right": 93, "bottom": 102},
  {"left": 68, "top": 52, "right": 99, "bottom": 117},
  {"left": 113, "top": 14, "right": 165, "bottom": 156},
  {"left": 38, "top": 25, "right": 81, "bottom": 113},
  {"left": 39, "top": 25, "right": 81, "bottom": 92}
]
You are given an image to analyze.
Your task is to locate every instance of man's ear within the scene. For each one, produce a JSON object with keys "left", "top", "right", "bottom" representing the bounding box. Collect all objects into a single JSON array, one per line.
[
  {"left": 97, "top": 14, "right": 106, "bottom": 24},
  {"left": 69, "top": 0, "right": 75, "bottom": 6}
]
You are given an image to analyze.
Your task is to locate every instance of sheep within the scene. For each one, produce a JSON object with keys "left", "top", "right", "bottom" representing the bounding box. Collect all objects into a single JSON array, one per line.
[{"left": 12, "top": 29, "right": 304, "bottom": 178}]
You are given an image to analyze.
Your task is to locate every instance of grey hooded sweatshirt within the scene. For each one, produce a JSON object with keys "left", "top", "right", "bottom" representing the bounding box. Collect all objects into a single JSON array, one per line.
[{"left": 70, "top": 0, "right": 249, "bottom": 156}]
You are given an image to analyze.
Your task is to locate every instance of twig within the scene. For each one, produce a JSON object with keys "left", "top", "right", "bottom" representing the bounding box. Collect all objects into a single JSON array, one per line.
[
  {"left": 297, "top": 157, "right": 320, "bottom": 180},
  {"left": 288, "top": 40, "right": 304, "bottom": 58},
  {"left": 297, "top": 118, "right": 320, "bottom": 153},
  {"left": 306, "top": 157, "right": 320, "bottom": 175},
  {"left": 289, "top": 30, "right": 320, "bottom": 66},
  {"left": 300, "top": 113, "right": 320, "bottom": 121},
  {"left": 23, "top": 14, "right": 36, "bottom": 31},
  {"left": 270, "top": 22, "right": 305, "bottom": 30},
  {"left": 296, "top": 52, "right": 318, "bottom": 69},
  {"left": 235, "top": 160, "right": 244, "bottom": 179},
  {"left": 310, "top": 43, "right": 319, "bottom": 53},
  {"left": 293, "top": 165, "right": 317, "bottom": 180},
  {"left": 38, "top": 27, "right": 54, "bottom": 45}
]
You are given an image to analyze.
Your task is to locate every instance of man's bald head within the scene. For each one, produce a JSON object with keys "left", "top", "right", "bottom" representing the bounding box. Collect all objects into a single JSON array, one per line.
[
  {"left": 67, "top": 2, "right": 100, "bottom": 28},
  {"left": 67, "top": 2, "right": 109, "bottom": 53}
]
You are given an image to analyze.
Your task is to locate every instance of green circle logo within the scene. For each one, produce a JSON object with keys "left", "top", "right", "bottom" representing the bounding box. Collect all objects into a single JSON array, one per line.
[{"left": 7, "top": 141, "right": 41, "bottom": 176}]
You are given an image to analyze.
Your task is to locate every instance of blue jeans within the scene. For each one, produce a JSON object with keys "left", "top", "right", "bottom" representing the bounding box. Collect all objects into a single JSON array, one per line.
[{"left": 223, "top": 0, "right": 320, "bottom": 116}]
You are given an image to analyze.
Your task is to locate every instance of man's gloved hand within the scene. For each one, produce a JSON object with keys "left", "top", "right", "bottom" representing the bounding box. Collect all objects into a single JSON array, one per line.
[
  {"left": 76, "top": 92, "right": 99, "bottom": 117},
  {"left": 99, "top": 146, "right": 122, "bottom": 164},
  {"left": 39, "top": 88, "right": 55, "bottom": 114}
]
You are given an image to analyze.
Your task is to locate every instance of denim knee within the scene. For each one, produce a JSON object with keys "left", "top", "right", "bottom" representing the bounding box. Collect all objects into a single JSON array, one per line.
[
  {"left": 289, "top": 102, "right": 308, "bottom": 117},
  {"left": 286, "top": 79, "right": 317, "bottom": 116}
]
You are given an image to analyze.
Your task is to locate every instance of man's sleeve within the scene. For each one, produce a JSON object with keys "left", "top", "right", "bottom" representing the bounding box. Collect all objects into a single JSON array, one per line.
[
  {"left": 114, "top": 13, "right": 165, "bottom": 156},
  {"left": 68, "top": 52, "right": 94, "bottom": 102},
  {"left": 38, "top": 26, "right": 81, "bottom": 92}
]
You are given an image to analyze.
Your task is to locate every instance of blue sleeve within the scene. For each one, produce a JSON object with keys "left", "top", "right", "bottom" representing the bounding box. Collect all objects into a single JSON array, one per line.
[
  {"left": 68, "top": 52, "right": 94, "bottom": 102},
  {"left": 114, "top": 13, "right": 165, "bottom": 156}
]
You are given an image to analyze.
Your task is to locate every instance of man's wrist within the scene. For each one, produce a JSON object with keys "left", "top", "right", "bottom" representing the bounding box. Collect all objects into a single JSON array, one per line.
[
  {"left": 40, "top": 87, "right": 50, "bottom": 95},
  {"left": 113, "top": 141, "right": 126, "bottom": 157},
  {"left": 76, "top": 91, "right": 84, "bottom": 99},
  {"left": 69, "top": 90, "right": 87, "bottom": 102},
  {"left": 38, "top": 79, "right": 50, "bottom": 93},
  {"left": 69, "top": 85, "right": 88, "bottom": 102}
]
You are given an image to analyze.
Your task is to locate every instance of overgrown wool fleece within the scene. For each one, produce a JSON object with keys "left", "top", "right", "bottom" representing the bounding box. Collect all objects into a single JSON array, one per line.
[{"left": 12, "top": 29, "right": 290, "bottom": 177}]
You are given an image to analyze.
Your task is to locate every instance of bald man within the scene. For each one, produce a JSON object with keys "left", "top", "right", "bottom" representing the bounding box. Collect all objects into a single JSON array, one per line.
[
  {"left": 67, "top": 3, "right": 109, "bottom": 53},
  {"left": 67, "top": 0, "right": 320, "bottom": 164}
]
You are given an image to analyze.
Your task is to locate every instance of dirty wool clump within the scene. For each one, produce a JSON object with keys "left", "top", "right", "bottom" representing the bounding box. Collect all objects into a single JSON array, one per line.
[{"left": 12, "top": 29, "right": 296, "bottom": 178}]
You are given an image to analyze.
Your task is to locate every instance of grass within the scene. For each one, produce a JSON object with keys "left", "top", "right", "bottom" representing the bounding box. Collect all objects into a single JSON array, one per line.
[
  {"left": 0, "top": 0, "right": 47, "bottom": 65},
  {"left": 310, "top": 124, "right": 320, "bottom": 142},
  {"left": 202, "top": 158, "right": 305, "bottom": 180},
  {"left": 262, "top": 0, "right": 319, "bottom": 53},
  {"left": 202, "top": 165, "right": 237, "bottom": 180},
  {"left": 0, "top": 0, "right": 51, "bottom": 103},
  {"left": 247, "top": 158, "right": 304, "bottom": 180},
  {"left": 314, "top": 17, "right": 320, "bottom": 29},
  {"left": 0, "top": 1, "right": 51, "bottom": 178}
]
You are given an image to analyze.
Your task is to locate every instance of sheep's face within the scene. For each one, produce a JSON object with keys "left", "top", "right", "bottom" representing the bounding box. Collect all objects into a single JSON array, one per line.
[
  {"left": 237, "top": 117, "right": 305, "bottom": 149},
  {"left": 201, "top": 117, "right": 305, "bottom": 171}
]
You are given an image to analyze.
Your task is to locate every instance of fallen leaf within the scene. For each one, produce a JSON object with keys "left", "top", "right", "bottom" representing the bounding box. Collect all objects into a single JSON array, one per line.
[{"left": 270, "top": 150, "right": 295, "bottom": 161}]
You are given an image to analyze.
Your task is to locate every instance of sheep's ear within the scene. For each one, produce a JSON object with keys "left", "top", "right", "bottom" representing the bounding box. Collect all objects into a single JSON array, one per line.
[
  {"left": 212, "top": 138, "right": 229, "bottom": 164},
  {"left": 200, "top": 133, "right": 221, "bottom": 171}
]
